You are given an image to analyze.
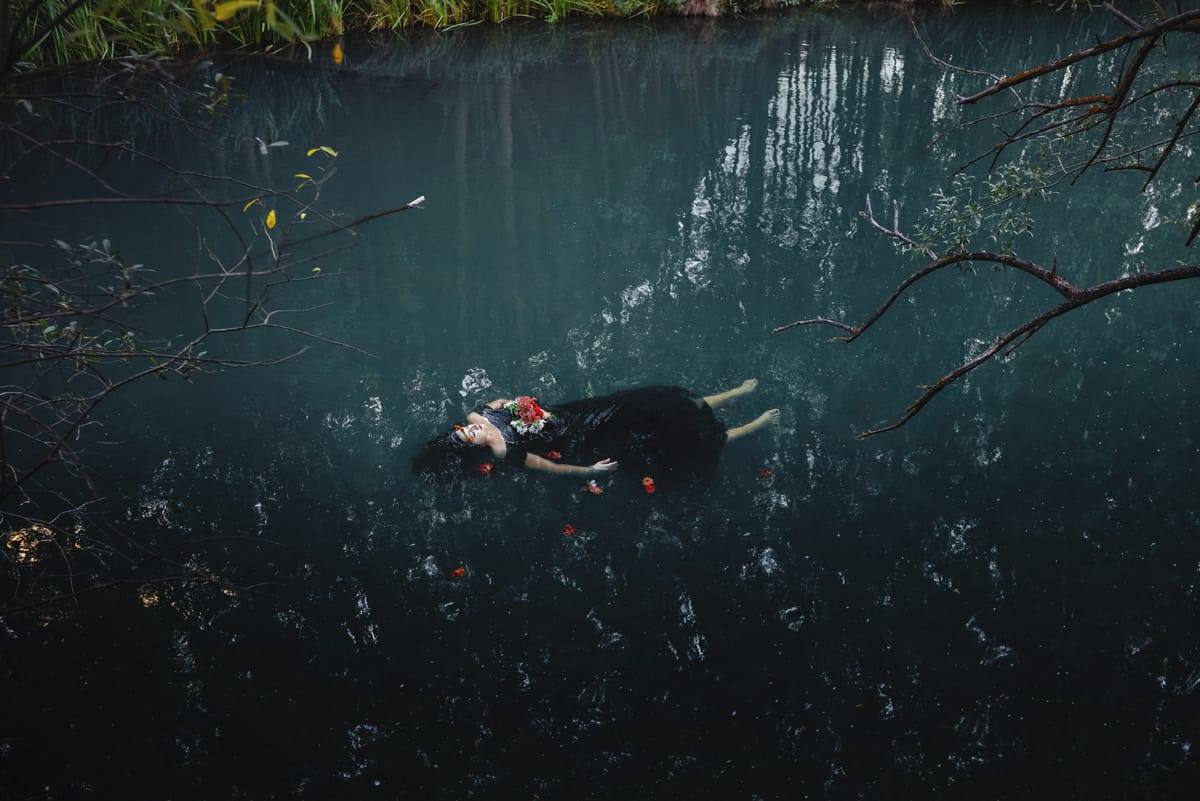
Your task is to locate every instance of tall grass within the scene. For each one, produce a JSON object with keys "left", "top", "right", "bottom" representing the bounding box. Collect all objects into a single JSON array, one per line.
[{"left": 6, "top": 0, "right": 942, "bottom": 68}]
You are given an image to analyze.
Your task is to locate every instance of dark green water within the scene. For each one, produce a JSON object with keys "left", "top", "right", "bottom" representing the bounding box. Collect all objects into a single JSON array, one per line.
[{"left": 3, "top": 7, "right": 1200, "bottom": 799}]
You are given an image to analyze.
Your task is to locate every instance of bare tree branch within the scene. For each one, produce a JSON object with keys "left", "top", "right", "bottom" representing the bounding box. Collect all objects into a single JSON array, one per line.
[
  {"left": 855, "top": 264, "right": 1200, "bottom": 438},
  {"left": 958, "top": 8, "right": 1200, "bottom": 106}
]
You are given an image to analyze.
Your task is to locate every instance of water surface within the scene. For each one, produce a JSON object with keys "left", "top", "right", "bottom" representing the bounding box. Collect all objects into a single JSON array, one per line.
[{"left": 3, "top": 7, "right": 1199, "bottom": 799}]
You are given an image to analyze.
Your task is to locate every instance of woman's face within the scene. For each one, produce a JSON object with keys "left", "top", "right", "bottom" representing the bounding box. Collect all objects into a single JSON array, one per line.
[{"left": 453, "top": 422, "right": 487, "bottom": 447}]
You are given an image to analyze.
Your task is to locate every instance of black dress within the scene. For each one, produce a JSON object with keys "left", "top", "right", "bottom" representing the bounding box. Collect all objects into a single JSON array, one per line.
[{"left": 475, "top": 385, "right": 728, "bottom": 486}]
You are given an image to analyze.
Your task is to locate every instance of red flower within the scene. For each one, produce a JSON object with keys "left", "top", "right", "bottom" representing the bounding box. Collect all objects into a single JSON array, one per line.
[
  {"left": 543, "top": 450, "right": 562, "bottom": 461},
  {"left": 642, "top": 476, "right": 656, "bottom": 494},
  {"left": 583, "top": 480, "right": 604, "bottom": 495},
  {"left": 515, "top": 396, "right": 545, "bottom": 425},
  {"left": 561, "top": 524, "right": 577, "bottom": 537},
  {"left": 451, "top": 566, "right": 466, "bottom": 578},
  {"left": 759, "top": 467, "right": 772, "bottom": 478},
  {"left": 478, "top": 462, "right": 494, "bottom": 476}
]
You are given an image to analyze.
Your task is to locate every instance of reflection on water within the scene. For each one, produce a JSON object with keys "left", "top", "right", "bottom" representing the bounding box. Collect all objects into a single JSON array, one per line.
[{"left": 3, "top": 7, "right": 1200, "bottom": 799}]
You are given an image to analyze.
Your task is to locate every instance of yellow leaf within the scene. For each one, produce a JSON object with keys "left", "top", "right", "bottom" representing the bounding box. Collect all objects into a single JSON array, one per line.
[
  {"left": 320, "top": 145, "right": 338, "bottom": 157},
  {"left": 191, "top": 0, "right": 215, "bottom": 31},
  {"left": 266, "top": 209, "right": 277, "bottom": 229},
  {"left": 306, "top": 147, "right": 320, "bottom": 157},
  {"left": 242, "top": 197, "right": 261, "bottom": 212},
  {"left": 294, "top": 173, "right": 312, "bottom": 180},
  {"left": 332, "top": 41, "right": 345, "bottom": 65},
  {"left": 312, "top": 266, "right": 321, "bottom": 273},
  {"left": 299, "top": 211, "right": 308, "bottom": 220},
  {"left": 213, "top": 0, "right": 260, "bottom": 22}
]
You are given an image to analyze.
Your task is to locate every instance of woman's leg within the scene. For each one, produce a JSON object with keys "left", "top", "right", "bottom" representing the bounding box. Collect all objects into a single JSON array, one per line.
[
  {"left": 726, "top": 408, "right": 780, "bottom": 442},
  {"left": 703, "top": 378, "right": 758, "bottom": 409}
]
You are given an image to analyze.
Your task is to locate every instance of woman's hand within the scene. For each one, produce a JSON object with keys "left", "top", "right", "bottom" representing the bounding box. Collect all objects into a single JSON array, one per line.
[{"left": 523, "top": 454, "right": 617, "bottom": 477}]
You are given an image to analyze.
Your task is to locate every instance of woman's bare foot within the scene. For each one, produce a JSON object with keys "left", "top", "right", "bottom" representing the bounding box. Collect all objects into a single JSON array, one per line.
[
  {"left": 704, "top": 378, "right": 759, "bottom": 408},
  {"left": 736, "top": 378, "right": 758, "bottom": 397},
  {"left": 726, "top": 408, "right": 780, "bottom": 442},
  {"left": 752, "top": 408, "right": 780, "bottom": 430}
]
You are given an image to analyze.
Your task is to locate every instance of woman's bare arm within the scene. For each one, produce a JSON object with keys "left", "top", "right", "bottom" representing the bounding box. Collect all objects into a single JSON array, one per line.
[
  {"left": 523, "top": 454, "right": 618, "bottom": 476},
  {"left": 485, "top": 398, "right": 512, "bottom": 410}
]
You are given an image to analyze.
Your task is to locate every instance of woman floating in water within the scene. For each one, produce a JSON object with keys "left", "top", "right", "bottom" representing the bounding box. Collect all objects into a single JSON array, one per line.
[{"left": 413, "top": 380, "right": 779, "bottom": 486}]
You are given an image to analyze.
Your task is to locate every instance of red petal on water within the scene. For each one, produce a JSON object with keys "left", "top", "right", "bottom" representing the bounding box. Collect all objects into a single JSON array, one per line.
[
  {"left": 478, "top": 462, "right": 494, "bottom": 476},
  {"left": 451, "top": 566, "right": 466, "bottom": 578},
  {"left": 544, "top": 450, "right": 563, "bottom": 461},
  {"left": 759, "top": 467, "right": 772, "bottom": 478},
  {"left": 562, "top": 524, "right": 577, "bottom": 537}
]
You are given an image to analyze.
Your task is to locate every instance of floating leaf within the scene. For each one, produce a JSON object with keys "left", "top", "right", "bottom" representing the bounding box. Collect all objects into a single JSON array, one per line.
[
  {"left": 298, "top": 211, "right": 308, "bottom": 220},
  {"left": 311, "top": 267, "right": 321, "bottom": 274},
  {"left": 242, "top": 198, "right": 261, "bottom": 212},
  {"left": 332, "top": 41, "right": 345, "bottom": 65},
  {"left": 294, "top": 173, "right": 312, "bottom": 180},
  {"left": 213, "top": 0, "right": 260, "bottom": 22},
  {"left": 265, "top": 209, "right": 277, "bottom": 229}
]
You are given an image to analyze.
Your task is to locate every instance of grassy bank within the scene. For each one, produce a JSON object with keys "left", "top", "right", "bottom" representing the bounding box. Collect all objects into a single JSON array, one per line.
[{"left": 10, "top": 0, "right": 949, "bottom": 67}]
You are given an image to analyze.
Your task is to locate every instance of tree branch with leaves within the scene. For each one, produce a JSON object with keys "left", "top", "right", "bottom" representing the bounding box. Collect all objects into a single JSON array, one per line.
[
  {"left": 0, "top": 12, "right": 420, "bottom": 616},
  {"left": 774, "top": 3, "right": 1200, "bottom": 438}
]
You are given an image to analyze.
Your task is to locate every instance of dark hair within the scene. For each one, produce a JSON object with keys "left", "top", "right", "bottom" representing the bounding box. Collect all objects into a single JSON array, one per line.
[{"left": 411, "top": 430, "right": 492, "bottom": 480}]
